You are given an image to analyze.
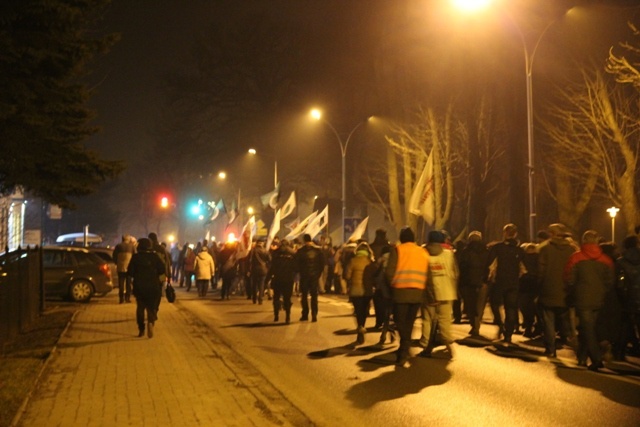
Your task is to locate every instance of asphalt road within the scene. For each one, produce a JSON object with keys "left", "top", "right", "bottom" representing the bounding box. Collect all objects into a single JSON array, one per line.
[{"left": 175, "top": 286, "right": 640, "bottom": 427}]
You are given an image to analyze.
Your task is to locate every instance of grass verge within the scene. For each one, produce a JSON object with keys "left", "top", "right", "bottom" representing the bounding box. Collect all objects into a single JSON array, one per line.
[{"left": 0, "top": 307, "right": 75, "bottom": 426}]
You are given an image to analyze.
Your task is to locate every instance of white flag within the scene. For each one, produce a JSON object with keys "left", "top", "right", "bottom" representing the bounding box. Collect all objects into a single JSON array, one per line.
[
  {"left": 236, "top": 216, "right": 256, "bottom": 259},
  {"left": 285, "top": 211, "right": 317, "bottom": 240},
  {"left": 408, "top": 149, "right": 435, "bottom": 226},
  {"left": 347, "top": 216, "right": 369, "bottom": 242},
  {"left": 280, "top": 191, "right": 296, "bottom": 220},
  {"left": 304, "top": 205, "right": 329, "bottom": 240},
  {"left": 266, "top": 209, "right": 281, "bottom": 249},
  {"left": 260, "top": 182, "right": 280, "bottom": 210}
]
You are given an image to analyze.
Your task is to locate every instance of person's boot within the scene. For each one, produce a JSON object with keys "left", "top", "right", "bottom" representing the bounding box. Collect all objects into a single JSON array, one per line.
[
  {"left": 274, "top": 312, "right": 279, "bottom": 322},
  {"left": 147, "top": 322, "right": 154, "bottom": 338},
  {"left": 356, "top": 327, "right": 366, "bottom": 345}
]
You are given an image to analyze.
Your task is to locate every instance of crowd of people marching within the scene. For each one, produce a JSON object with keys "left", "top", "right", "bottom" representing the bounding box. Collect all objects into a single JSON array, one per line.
[{"left": 114, "top": 223, "right": 640, "bottom": 371}]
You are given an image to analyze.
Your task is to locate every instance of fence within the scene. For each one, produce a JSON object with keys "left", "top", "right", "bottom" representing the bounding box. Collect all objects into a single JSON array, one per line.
[{"left": 0, "top": 246, "right": 42, "bottom": 350}]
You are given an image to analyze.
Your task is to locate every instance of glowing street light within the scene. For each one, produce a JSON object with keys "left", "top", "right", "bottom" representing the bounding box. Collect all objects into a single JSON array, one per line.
[
  {"left": 453, "top": 0, "right": 569, "bottom": 241},
  {"left": 607, "top": 207, "right": 619, "bottom": 243},
  {"left": 248, "top": 148, "right": 278, "bottom": 188},
  {"left": 310, "top": 108, "right": 371, "bottom": 243}
]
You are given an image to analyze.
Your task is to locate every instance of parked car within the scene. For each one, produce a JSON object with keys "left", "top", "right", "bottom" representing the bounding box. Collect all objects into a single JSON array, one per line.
[
  {"left": 42, "top": 246, "right": 113, "bottom": 302},
  {"left": 86, "top": 247, "right": 118, "bottom": 289}
]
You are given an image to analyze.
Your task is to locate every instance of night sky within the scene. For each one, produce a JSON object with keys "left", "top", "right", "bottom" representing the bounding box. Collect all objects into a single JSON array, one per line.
[{"left": 64, "top": 0, "right": 639, "bottom": 241}]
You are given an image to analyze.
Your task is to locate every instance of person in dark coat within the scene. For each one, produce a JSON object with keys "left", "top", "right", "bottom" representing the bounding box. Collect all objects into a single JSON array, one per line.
[
  {"left": 127, "top": 238, "right": 166, "bottom": 338},
  {"left": 295, "top": 234, "right": 325, "bottom": 322},
  {"left": 486, "top": 223, "right": 526, "bottom": 343},
  {"left": 249, "top": 238, "right": 271, "bottom": 304},
  {"left": 564, "top": 230, "right": 615, "bottom": 371},
  {"left": 537, "top": 224, "right": 579, "bottom": 357},
  {"left": 370, "top": 228, "right": 391, "bottom": 329},
  {"left": 458, "top": 231, "right": 489, "bottom": 337},
  {"left": 615, "top": 235, "right": 640, "bottom": 359},
  {"left": 267, "top": 239, "right": 296, "bottom": 323}
]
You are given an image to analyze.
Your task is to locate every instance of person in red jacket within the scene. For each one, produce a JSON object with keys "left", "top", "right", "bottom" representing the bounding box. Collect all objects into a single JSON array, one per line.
[{"left": 564, "top": 230, "right": 615, "bottom": 371}]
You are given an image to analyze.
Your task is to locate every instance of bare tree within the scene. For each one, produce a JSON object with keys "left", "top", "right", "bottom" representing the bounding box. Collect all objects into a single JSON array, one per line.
[
  {"left": 606, "top": 22, "right": 640, "bottom": 91},
  {"left": 540, "top": 68, "right": 640, "bottom": 234}
]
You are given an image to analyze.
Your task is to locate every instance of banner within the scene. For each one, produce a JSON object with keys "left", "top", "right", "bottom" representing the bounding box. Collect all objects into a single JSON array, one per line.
[
  {"left": 260, "top": 182, "right": 280, "bottom": 210},
  {"left": 304, "top": 205, "right": 328, "bottom": 240},
  {"left": 266, "top": 209, "right": 281, "bottom": 248},
  {"left": 408, "top": 149, "right": 435, "bottom": 225},
  {"left": 236, "top": 216, "right": 256, "bottom": 259},
  {"left": 280, "top": 191, "right": 296, "bottom": 220},
  {"left": 285, "top": 211, "right": 317, "bottom": 240},
  {"left": 347, "top": 216, "right": 369, "bottom": 242}
]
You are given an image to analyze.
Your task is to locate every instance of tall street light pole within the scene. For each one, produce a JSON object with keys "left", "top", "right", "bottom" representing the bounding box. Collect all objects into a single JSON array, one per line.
[
  {"left": 310, "top": 108, "right": 368, "bottom": 243},
  {"left": 248, "top": 148, "right": 278, "bottom": 188},
  {"left": 453, "top": 0, "right": 566, "bottom": 240}
]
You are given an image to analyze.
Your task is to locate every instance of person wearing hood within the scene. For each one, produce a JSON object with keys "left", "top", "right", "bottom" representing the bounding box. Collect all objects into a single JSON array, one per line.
[
  {"left": 564, "top": 230, "right": 615, "bottom": 371},
  {"left": 458, "top": 231, "right": 489, "bottom": 337},
  {"left": 345, "top": 241, "right": 376, "bottom": 345},
  {"left": 194, "top": 245, "right": 215, "bottom": 297},
  {"left": 615, "top": 234, "right": 640, "bottom": 359},
  {"left": 127, "top": 238, "right": 166, "bottom": 338},
  {"left": 537, "top": 223, "right": 579, "bottom": 357},
  {"left": 420, "top": 230, "right": 459, "bottom": 358}
]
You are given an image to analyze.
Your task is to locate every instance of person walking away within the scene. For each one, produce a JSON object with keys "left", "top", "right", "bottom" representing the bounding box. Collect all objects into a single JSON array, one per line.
[
  {"left": 518, "top": 243, "right": 539, "bottom": 337},
  {"left": 537, "top": 224, "right": 578, "bottom": 357},
  {"left": 183, "top": 246, "right": 196, "bottom": 291},
  {"left": 614, "top": 235, "right": 640, "bottom": 359},
  {"left": 267, "top": 239, "right": 296, "bottom": 323},
  {"left": 249, "top": 238, "right": 271, "bottom": 304},
  {"left": 219, "top": 241, "right": 238, "bottom": 300},
  {"left": 458, "top": 231, "right": 489, "bottom": 337},
  {"left": 385, "top": 227, "right": 428, "bottom": 367},
  {"left": 127, "top": 238, "right": 166, "bottom": 338},
  {"left": 148, "top": 232, "right": 171, "bottom": 311},
  {"left": 295, "top": 234, "right": 325, "bottom": 322},
  {"left": 564, "top": 230, "right": 615, "bottom": 371},
  {"left": 370, "top": 228, "right": 391, "bottom": 329},
  {"left": 374, "top": 246, "right": 395, "bottom": 345},
  {"left": 113, "top": 234, "right": 135, "bottom": 304},
  {"left": 170, "top": 242, "right": 181, "bottom": 282},
  {"left": 486, "top": 223, "right": 526, "bottom": 344},
  {"left": 194, "top": 246, "right": 215, "bottom": 297},
  {"left": 178, "top": 243, "right": 188, "bottom": 287},
  {"left": 420, "top": 231, "right": 459, "bottom": 358},
  {"left": 345, "top": 242, "right": 376, "bottom": 345}
]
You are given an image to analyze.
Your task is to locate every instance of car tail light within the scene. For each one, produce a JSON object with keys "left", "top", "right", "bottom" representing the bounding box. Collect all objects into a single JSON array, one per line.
[{"left": 99, "top": 263, "right": 111, "bottom": 279}]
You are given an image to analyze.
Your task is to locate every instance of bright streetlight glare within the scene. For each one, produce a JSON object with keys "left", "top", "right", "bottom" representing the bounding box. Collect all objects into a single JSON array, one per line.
[
  {"left": 452, "top": 0, "right": 492, "bottom": 12},
  {"left": 310, "top": 108, "right": 322, "bottom": 120},
  {"left": 247, "top": 206, "right": 254, "bottom": 215},
  {"left": 218, "top": 171, "right": 226, "bottom": 179},
  {"left": 248, "top": 148, "right": 257, "bottom": 155},
  {"left": 160, "top": 196, "right": 169, "bottom": 208}
]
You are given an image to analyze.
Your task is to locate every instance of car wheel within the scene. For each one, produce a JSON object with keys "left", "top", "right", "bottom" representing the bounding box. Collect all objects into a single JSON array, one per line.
[{"left": 69, "top": 280, "right": 93, "bottom": 302}]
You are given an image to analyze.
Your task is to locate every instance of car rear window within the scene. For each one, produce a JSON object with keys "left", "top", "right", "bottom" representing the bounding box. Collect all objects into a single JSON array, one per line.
[
  {"left": 43, "top": 250, "right": 72, "bottom": 267},
  {"left": 76, "top": 252, "right": 103, "bottom": 266},
  {"left": 92, "top": 252, "right": 114, "bottom": 263}
]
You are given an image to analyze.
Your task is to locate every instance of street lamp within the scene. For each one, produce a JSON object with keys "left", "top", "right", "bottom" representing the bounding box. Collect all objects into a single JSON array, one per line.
[
  {"left": 454, "top": 0, "right": 566, "bottom": 240},
  {"left": 607, "top": 207, "right": 619, "bottom": 243},
  {"left": 247, "top": 148, "right": 278, "bottom": 188},
  {"left": 310, "top": 108, "right": 369, "bottom": 243}
]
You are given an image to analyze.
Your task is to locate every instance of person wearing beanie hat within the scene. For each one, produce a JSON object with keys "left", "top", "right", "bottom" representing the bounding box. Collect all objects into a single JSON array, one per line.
[
  {"left": 385, "top": 226, "right": 428, "bottom": 367},
  {"left": 419, "top": 228, "right": 459, "bottom": 359},
  {"left": 127, "top": 238, "right": 166, "bottom": 338}
]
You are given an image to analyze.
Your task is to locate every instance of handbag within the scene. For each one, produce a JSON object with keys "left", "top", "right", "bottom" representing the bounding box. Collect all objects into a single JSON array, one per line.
[{"left": 165, "top": 283, "right": 176, "bottom": 303}]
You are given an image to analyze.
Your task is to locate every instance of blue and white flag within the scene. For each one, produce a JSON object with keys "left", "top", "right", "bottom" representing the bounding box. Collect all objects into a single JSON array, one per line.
[{"left": 260, "top": 182, "right": 280, "bottom": 210}]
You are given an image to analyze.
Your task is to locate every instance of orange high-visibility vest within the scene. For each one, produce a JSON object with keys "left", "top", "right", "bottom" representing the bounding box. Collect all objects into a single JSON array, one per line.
[{"left": 392, "top": 242, "right": 428, "bottom": 289}]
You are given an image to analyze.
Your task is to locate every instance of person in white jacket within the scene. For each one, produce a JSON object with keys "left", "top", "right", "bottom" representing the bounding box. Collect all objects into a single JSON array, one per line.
[
  {"left": 420, "top": 230, "right": 459, "bottom": 359},
  {"left": 194, "top": 246, "right": 215, "bottom": 297}
]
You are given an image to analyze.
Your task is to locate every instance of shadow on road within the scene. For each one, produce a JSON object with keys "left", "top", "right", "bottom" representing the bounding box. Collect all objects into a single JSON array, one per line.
[{"left": 345, "top": 357, "right": 452, "bottom": 408}]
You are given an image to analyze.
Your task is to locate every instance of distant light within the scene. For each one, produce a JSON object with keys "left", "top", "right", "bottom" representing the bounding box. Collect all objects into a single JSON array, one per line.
[
  {"left": 247, "top": 206, "right": 254, "bottom": 215},
  {"left": 227, "top": 233, "right": 236, "bottom": 243},
  {"left": 607, "top": 207, "right": 619, "bottom": 218},
  {"left": 218, "top": 171, "right": 226, "bottom": 179},
  {"left": 160, "top": 196, "right": 169, "bottom": 208},
  {"left": 248, "top": 148, "right": 257, "bottom": 155},
  {"left": 310, "top": 108, "right": 322, "bottom": 120},
  {"left": 452, "top": 0, "right": 492, "bottom": 12},
  {"left": 168, "top": 234, "right": 175, "bottom": 243},
  {"left": 198, "top": 214, "right": 204, "bottom": 221}
]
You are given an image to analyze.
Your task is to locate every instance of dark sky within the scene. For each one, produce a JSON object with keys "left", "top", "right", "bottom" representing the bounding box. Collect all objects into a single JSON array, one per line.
[{"left": 71, "top": 0, "right": 639, "bottom": 238}]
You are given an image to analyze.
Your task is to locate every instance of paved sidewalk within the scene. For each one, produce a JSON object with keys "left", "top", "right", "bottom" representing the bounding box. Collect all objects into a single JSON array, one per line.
[{"left": 15, "top": 292, "right": 303, "bottom": 427}]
